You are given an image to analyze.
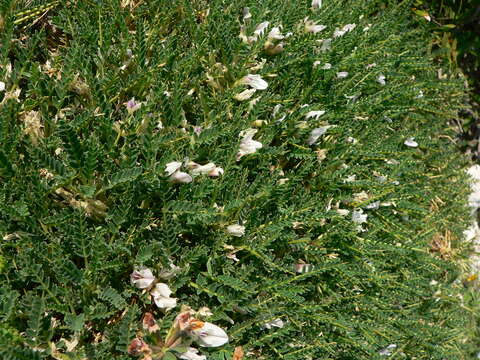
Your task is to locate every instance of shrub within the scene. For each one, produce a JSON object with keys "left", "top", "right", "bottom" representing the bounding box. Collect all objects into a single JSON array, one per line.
[{"left": 0, "top": 0, "right": 473, "bottom": 359}]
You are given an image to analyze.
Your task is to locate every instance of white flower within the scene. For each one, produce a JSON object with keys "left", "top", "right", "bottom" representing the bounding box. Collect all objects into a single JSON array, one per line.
[
  {"left": 170, "top": 171, "right": 193, "bottom": 184},
  {"left": 322, "top": 63, "right": 332, "bottom": 69},
  {"left": 189, "top": 162, "right": 217, "bottom": 175},
  {"left": 334, "top": 23, "right": 356, "bottom": 37},
  {"left": 304, "top": 19, "right": 327, "bottom": 33},
  {"left": 234, "top": 88, "right": 256, "bottom": 101},
  {"left": 305, "top": 110, "right": 326, "bottom": 120},
  {"left": 365, "top": 201, "right": 380, "bottom": 210},
  {"left": 352, "top": 209, "right": 368, "bottom": 224},
  {"left": 187, "top": 162, "right": 223, "bottom": 177},
  {"left": 151, "top": 283, "right": 177, "bottom": 310},
  {"left": 0, "top": 81, "right": 5, "bottom": 92},
  {"left": 165, "top": 161, "right": 183, "bottom": 176},
  {"left": 377, "top": 74, "right": 386, "bottom": 85},
  {"left": 404, "top": 137, "right": 418, "bottom": 148},
  {"left": 319, "top": 38, "right": 332, "bottom": 52},
  {"left": 343, "top": 175, "right": 356, "bottom": 183},
  {"left": 313, "top": 61, "right": 322, "bottom": 68},
  {"left": 333, "top": 28, "right": 345, "bottom": 38},
  {"left": 311, "top": 0, "right": 322, "bottom": 9},
  {"left": 336, "top": 209, "right": 350, "bottom": 216},
  {"left": 179, "top": 347, "right": 207, "bottom": 360},
  {"left": 237, "top": 128, "right": 263, "bottom": 160},
  {"left": 130, "top": 268, "right": 156, "bottom": 289},
  {"left": 268, "top": 27, "right": 284, "bottom": 40},
  {"left": 307, "top": 125, "right": 334, "bottom": 145},
  {"left": 239, "top": 74, "right": 268, "bottom": 90},
  {"left": 261, "top": 318, "right": 285, "bottom": 329},
  {"left": 189, "top": 322, "right": 229, "bottom": 347},
  {"left": 379, "top": 344, "right": 397, "bottom": 356},
  {"left": 337, "top": 71, "right": 349, "bottom": 78},
  {"left": 253, "top": 21, "right": 270, "bottom": 37},
  {"left": 227, "top": 224, "right": 245, "bottom": 237}
]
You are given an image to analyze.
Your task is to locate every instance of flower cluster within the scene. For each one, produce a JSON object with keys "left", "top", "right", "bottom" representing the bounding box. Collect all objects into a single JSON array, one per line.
[
  {"left": 128, "top": 304, "right": 228, "bottom": 360},
  {"left": 131, "top": 268, "right": 178, "bottom": 310},
  {"left": 130, "top": 268, "right": 229, "bottom": 360},
  {"left": 165, "top": 160, "right": 223, "bottom": 184}
]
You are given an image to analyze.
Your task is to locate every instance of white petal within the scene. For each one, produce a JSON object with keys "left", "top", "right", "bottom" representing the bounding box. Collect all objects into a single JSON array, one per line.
[
  {"left": 234, "top": 88, "right": 256, "bottom": 101},
  {"left": 311, "top": 0, "right": 322, "bottom": 9},
  {"left": 320, "top": 38, "right": 332, "bottom": 52},
  {"left": 170, "top": 171, "right": 193, "bottom": 183},
  {"left": 305, "top": 110, "right": 326, "bottom": 120},
  {"left": 352, "top": 209, "right": 368, "bottom": 224},
  {"left": 333, "top": 28, "right": 346, "bottom": 37},
  {"left": 191, "top": 322, "right": 229, "bottom": 347},
  {"left": 377, "top": 74, "right": 386, "bottom": 85},
  {"left": 306, "top": 23, "right": 327, "bottom": 33},
  {"left": 337, "top": 71, "right": 349, "bottom": 79},
  {"left": 261, "top": 318, "right": 284, "bottom": 330},
  {"left": 336, "top": 209, "right": 350, "bottom": 216},
  {"left": 165, "top": 161, "right": 183, "bottom": 176},
  {"left": 242, "top": 7, "right": 251, "bottom": 22},
  {"left": 227, "top": 224, "right": 245, "bottom": 237},
  {"left": 241, "top": 74, "right": 268, "bottom": 90},
  {"left": 154, "top": 296, "right": 177, "bottom": 310},
  {"left": 239, "top": 128, "right": 258, "bottom": 141},
  {"left": 237, "top": 129, "right": 263, "bottom": 160},
  {"left": 307, "top": 125, "right": 334, "bottom": 145},
  {"left": 365, "top": 201, "right": 380, "bottom": 210},
  {"left": 151, "top": 283, "right": 172, "bottom": 298},
  {"left": 404, "top": 137, "right": 418, "bottom": 148},
  {"left": 238, "top": 139, "right": 262, "bottom": 156},
  {"left": 191, "top": 163, "right": 217, "bottom": 176},
  {"left": 343, "top": 23, "right": 356, "bottom": 32},
  {"left": 0, "top": 81, "right": 5, "bottom": 92},
  {"left": 179, "top": 347, "right": 207, "bottom": 360},
  {"left": 130, "top": 268, "right": 156, "bottom": 289},
  {"left": 268, "top": 27, "right": 284, "bottom": 40},
  {"left": 379, "top": 344, "right": 397, "bottom": 356},
  {"left": 253, "top": 21, "right": 270, "bottom": 37}
]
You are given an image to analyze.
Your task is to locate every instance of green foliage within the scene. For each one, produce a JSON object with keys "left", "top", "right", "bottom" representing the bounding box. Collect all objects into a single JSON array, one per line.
[{"left": 0, "top": 0, "right": 475, "bottom": 359}]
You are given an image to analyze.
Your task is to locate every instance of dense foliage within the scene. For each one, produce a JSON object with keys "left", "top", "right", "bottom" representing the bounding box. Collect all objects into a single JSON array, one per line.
[{"left": 0, "top": 0, "right": 474, "bottom": 359}]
